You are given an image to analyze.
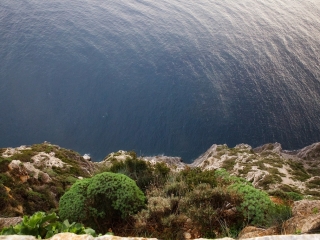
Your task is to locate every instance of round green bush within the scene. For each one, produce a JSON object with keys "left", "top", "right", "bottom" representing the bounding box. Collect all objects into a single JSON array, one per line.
[
  {"left": 59, "top": 172, "right": 146, "bottom": 232},
  {"left": 229, "top": 182, "right": 274, "bottom": 226}
]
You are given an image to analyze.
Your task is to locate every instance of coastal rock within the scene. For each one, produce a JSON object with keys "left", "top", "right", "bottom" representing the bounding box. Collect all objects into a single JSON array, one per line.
[
  {"left": 32, "top": 152, "right": 66, "bottom": 169},
  {"left": 238, "top": 226, "right": 279, "bottom": 239},
  {"left": 283, "top": 200, "right": 320, "bottom": 234},
  {"left": 83, "top": 154, "right": 91, "bottom": 161},
  {"left": 143, "top": 155, "right": 186, "bottom": 171},
  {"left": 191, "top": 142, "right": 320, "bottom": 195},
  {"left": 0, "top": 217, "right": 22, "bottom": 230},
  {"left": 99, "top": 150, "right": 187, "bottom": 171},
  {"left": 0, "top": 143, "right": 97, "bottom": 217},
  {"left": 1, "top": 146, "right": 31, "bottom": 158},
  {"left": 253, "top": 143, "right": 282, "bottom": 154},
  {"left": 296, "top": 142, "right": 320, "bottom": 160}
]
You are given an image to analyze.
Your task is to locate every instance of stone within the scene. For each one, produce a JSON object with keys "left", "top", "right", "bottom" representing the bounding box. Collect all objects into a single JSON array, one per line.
[
  {"left": 0, "top": 217, "right": 22, "bottom": 230},
  {"left": 283, "top": 200, "right": 320, "bottom": 234},
  {"left": 0, "top": 236, "right": 35, "bottom": 240},
  {"left": 83, "top": 154, "right": 91, "bottom": 161},
  {"left": 183, "top": 232, "right": 191, "bottom": 239},
  {"left": 238, "top": 226, "right": 279, "bottom": 239}
]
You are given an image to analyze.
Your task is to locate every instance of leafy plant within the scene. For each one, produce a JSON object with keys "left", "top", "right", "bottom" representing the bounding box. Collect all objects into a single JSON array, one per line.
[{"left": 0, "top": 211, "right": 96, "bottom": 239}]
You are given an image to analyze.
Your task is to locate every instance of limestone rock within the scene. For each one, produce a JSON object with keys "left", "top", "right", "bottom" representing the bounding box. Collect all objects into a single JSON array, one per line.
[
  {"left": 238, "top": 226, "right": 279, "bottom": 239},
  {"left": 0, "top": 236, "right": 35, "bottom": 240},
  {"left": 0, "top": 217, "right": 22, "bottom": 230},
  {"left": 190, "top": 142, "right": 320, "bottom": 195},
  {"left": 1, "top": 146, "right": 31, "bottom": 158},
  {"left": 83, "top": 154, "right": 91, "bottom": 161},
  {"left": 143, "top": 155, "right": 186, "bottom": 171},
  {"left": 291, "top": 200, "right": 320, "bottom": 216},
  {"left": 32, "top": 152, "right": 66, "bottom": 168},
  {"left": 49, "top": 233, "right": 94, "bottom": 240},
  {"left": 296, "top": 142, "right": 320, "bottom": 160},
  {"left": 283, "top": 200, "right": 320, "bottom": 234}
]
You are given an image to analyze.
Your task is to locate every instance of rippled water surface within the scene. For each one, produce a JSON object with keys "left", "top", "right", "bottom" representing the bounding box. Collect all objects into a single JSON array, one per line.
[{"left": 1, "top": 0, "right": 320, "bottom": 162}]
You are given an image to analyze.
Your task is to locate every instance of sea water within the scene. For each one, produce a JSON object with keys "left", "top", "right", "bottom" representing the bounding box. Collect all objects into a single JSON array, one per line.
[{"left": 1, "top": 0, "right": 320, "bottom": 162}]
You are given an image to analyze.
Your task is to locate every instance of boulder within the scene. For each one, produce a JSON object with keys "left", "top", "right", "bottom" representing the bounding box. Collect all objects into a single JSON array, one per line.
[{"left": 283, "top": 200, "right": 320, "bottom": 234}]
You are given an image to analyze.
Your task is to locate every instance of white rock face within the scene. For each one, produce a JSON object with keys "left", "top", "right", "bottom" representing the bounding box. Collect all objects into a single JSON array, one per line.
[
  {"left": 8, "top": 160, "right": 23, "bottom": 170},
  {"left": 32, "top": 152, "right": 66, "bottom": 168},
  {"left": 83, "top": 154, "right": 91, "bottom": 161},
  {"left": 143, "top": 155, "right": 186, "bottom": 171},
  {"left": 2, "top": 146, "right": 32, "bottom": 158}
]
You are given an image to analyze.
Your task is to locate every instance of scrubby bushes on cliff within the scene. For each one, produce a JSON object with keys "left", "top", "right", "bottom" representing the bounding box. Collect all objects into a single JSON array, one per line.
[
  {"left": 179, "top": 184, "right": 243, "bottom": 238},
  {"left": 133, "top": 168, "right": 236, "bottom": 239},
  {"left": 59, "top": 172, "right": 146, "bottom": 233},
  {"left": 215, "top": 168, "right": 274, "bottom": 226},
  {"left": 229, "top": 182, "right": 274, "bottom": 226},
  {"left": 107, "top": 156, "right": 170, "bottom": 191},
  {"left": 133, "top": 168, "right": 292, "bottom": 239},
  {"left": 217, "top": 168, "right": 291, "bottom": 227}
]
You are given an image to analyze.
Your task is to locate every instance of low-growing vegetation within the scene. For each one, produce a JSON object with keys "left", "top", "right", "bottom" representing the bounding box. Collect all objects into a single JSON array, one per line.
[
  {"left": 59, "top": 172, "right": 146, "bottom": 233},
  {"left": 0, "top": 212, "right": 96, "bottom": 238}
]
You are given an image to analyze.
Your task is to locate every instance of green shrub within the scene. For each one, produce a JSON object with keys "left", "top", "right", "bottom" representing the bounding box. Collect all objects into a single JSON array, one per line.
[
  {"left": 286, "top": 192, "right": 303, "bottom": 201},
  {"left": 215, "top": 168, "right": 246, "bottom": 186},
  {"left": 304, "top": 189, "right": 320, "bottom": 197},
  {"left": 221, "top": 157, "right": 237, "bottom": 171},
  {"left": 278, "top": 184, "right": 301, "bottom": 194},
  {"left": 287, "top": 161, "right": 310, "bottom": 181},
  {"left": 177, "top": 167, "right": 217, "bottom": 189},
  {"left": 134, "top": 170, "right": 244, "bottom": 239},
  {"left": 10, "top": 150, "right": 36, "bottom": 162},
  {"left": 269, "top": 189, "right": 303, "bottom": 201},
  {"left": 0, "top": 211, "right": 96, "bottom": 238},
  {"left": 31, "top": 144, "right": 54, "bottom": 153},
  {"left": 0, "top": 173, "right": 12, "bottom": 187},
  {"left": 306, "top": 178, "right": 320, "bottom": 188},
  {"left": 0, "top": 158, "right": 11, "bottom": 172},
  {"left": 164, "top": 181, "right": 189, "bottom": 197},
  {"left": 107, "top": 156, "right": 171, "bottom": 191},
  {"left": 258, "top": 174, "right": 282, "bottom": 190},
  {"left": 179, "top": 184, "right": 243, "bottom": 238},
  {"left": 307, "top": 168, "right": 320, "bottom": 176},
  {"left": 59, "top": 172, "right": 146, "bottom": 233},
  {"left": 0, "top": 184, "right": 10, "bottom": 209},
  {"left": 229, "top": 182, "right": 274, "bottom": 226}
]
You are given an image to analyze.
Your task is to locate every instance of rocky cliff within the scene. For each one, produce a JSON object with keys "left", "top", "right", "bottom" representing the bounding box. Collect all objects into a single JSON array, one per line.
[
  {"left": 1, "top": 141, "right": 320, "bottom": 239},
  {"left": 191, "top": 142, "right": 320, "bottom": 196},
  {"left": 0, "top": 143, "right": 97, "bottom": 216},
  {"left": 2, "top": 141, "right": 320, "bottom": 217}
]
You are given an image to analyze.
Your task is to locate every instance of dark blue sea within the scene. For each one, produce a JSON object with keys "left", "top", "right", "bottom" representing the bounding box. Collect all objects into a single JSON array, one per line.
[{"left": 1, "top": 0, "right": 320, "bottom": 162}]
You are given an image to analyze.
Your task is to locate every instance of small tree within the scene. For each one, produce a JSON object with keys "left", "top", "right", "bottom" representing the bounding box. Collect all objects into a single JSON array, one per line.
[{"left": 59, "top": 172, "right": 146, "bottom": 232}]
